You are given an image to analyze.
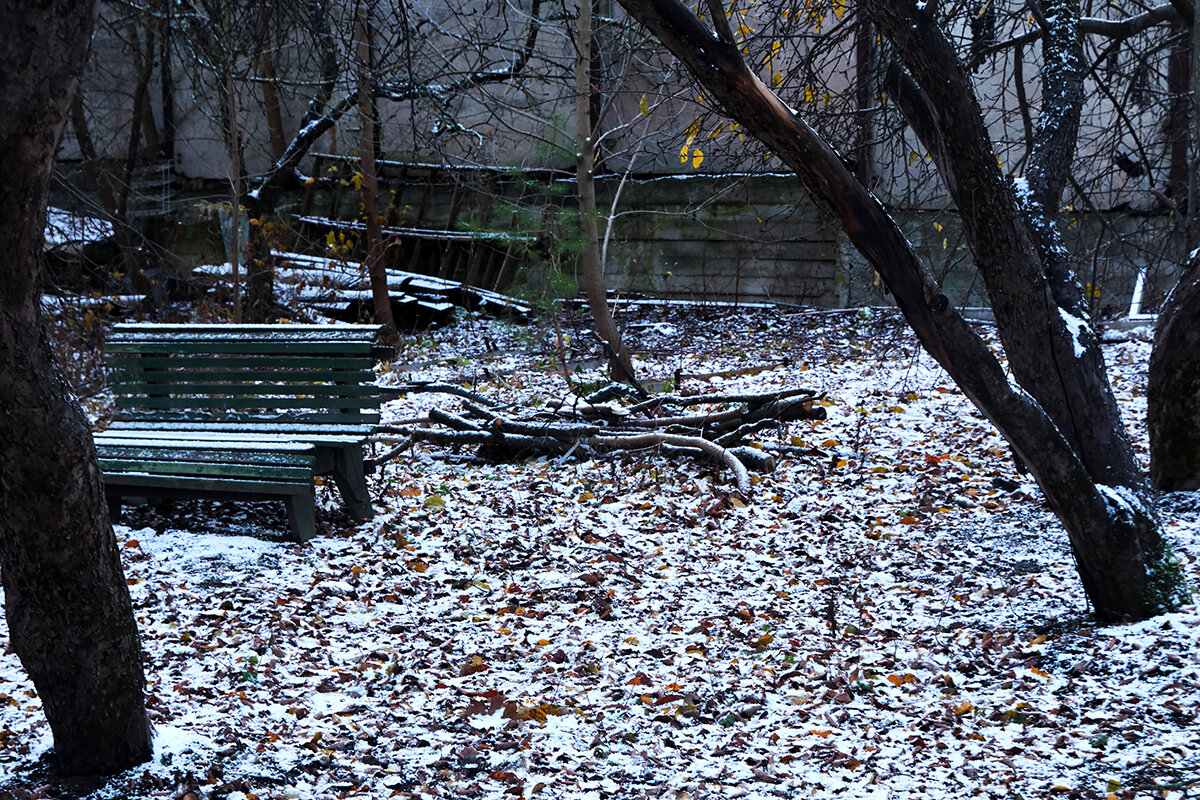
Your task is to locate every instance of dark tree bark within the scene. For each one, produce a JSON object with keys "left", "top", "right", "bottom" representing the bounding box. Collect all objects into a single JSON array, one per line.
[
  {"left": 0, "top": 0, "right": 153, "bottom": 776},
  {"left": 614, "top": 0, "right": 1190, "bottom": 621},
  {"left": 576, "top": 0, "right": 635, "bottom": 382},
  {"left": 356, "top": 0, "right": 399, "bottom": 344},
  {"left": 1149, "top": 261, "right": 1200, "bottom": 491},
  {"left": 866, "top": 0, "right": 1140, "bottom": 492}
]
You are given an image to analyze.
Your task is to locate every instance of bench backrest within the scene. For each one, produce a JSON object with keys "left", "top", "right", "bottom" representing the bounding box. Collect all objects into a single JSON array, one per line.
[{"left": 106, "top": 324, "right": 386, "bottom": 433}]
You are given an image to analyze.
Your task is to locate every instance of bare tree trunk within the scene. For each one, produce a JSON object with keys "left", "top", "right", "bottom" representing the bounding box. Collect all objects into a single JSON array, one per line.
[
  {"left": 853, "top": 17, "right": 877, "bottom": 186},
  {"left": 576, "top": 0, "right": 635, "bottom": 382},
  {"left": 0, "top": 0, "right": 152, "bottom": 775},
  {"left": 70, "top": 90, "right": 119, "bottom": 216},
  {"left": 356, "top": 0, "right": 398, "bottom": 345},
  {"left": 1166, "top": 22, "right": 1190, "bottom": 215},
  {"left": 260, "top": 51, "right": 288, "bottom": 162},
  {"left": 223, "top": 13, "right": 244, "bottom": 324},
  {"left": 615, "top": 0, "right": 1189, "bottom": 621}
]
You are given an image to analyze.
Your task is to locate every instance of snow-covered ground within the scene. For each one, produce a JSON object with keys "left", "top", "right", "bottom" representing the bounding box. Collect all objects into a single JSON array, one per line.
[{"left": 1, "top": 307, "right": 1197, "bottom": 800}]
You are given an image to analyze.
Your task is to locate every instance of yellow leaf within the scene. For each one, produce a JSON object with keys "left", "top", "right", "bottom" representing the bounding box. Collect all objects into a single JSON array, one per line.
[
  {"left": 804, "top": 85, "right": 817, "bottom": 102},
  {"left": 407, "top": 559, "right": 428, "bottom": 573},
  {"left": 833, "top": 0, "right": 847, "bottom": 18},
  {"left": 754, "top": 634, "right": 774, "bottom": 647},
  {"left": 424, "top": 495, "right": 445, "bottom": 509},
  {"left": 692, "top": 149, "right": 704, "bottom": 168},
  {"left": 729, "top": 496, "right": 746, "bottom": 508},
  {"left": 953, "top": 701, "right": 975, "bottom": 715},
  {"left": 639, "top": 94, "right": 650, "bottom": 115}
]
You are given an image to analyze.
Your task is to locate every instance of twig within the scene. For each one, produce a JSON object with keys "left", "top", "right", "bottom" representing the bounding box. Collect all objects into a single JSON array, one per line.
[
  {"left": 366, "top": 437, "right": 413, "bottom": 470},
  {"left": 586, "top": 432, "right": 751, "bottom": 496}
]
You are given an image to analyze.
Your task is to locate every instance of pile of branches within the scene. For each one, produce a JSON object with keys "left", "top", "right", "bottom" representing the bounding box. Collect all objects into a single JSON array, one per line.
[{"left": 370, "top": 382, "right": 827, "bottom": 498}]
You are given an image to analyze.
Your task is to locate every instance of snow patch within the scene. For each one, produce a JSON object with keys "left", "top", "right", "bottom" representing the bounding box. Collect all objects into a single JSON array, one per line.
[{"left": 1058, "top": 307, "right": 1091, "bottom": 359}]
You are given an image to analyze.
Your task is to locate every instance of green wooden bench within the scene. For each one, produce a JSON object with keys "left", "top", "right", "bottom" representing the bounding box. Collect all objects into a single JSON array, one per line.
[{"left": 98, "top": 323, "right": 387, "bottom": 541}]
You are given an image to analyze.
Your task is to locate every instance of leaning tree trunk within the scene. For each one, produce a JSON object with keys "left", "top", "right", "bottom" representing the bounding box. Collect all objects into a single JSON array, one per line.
[
  {"left": 575, "top": 0, "right": 635, "bottom": 382},
  {"left": 0, "top": 0, "right": 153, "bottom": 776},
  {"left": 355, "top": 0, "right": 399, "bottom": 345},
  {"left": 1149, "top": 259, "right": 1200, "bottom": 491},
  {"left": 614, "top": 0, "right": 1189, "bottom": 621}
]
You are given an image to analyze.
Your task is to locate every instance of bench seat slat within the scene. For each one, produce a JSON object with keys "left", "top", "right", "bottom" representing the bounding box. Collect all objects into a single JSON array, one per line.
[
  {"left": 109, "top": 371, "right": 377, "bottom": 386},
  {"left": 101, "top": 473, "right": 315, "bottom": 496},
  {"left": 109, "top": 323, "right": 383, "bottom": 339},
  {"left": 96, "top": 442, "right": 314, "bottom": 463},
  {"left": 106, "top": 356, "right": 377, "bottom": 371},
  {"left": 99, "top": 457, "right": 315, "bottom": 482},
  {"left": 107, "top": 341, "right": 379, "bottom": 356},
  {"left": 111, "top": 417, "right": 379, "bottom": 429},
  {"left": 114, "top": 396, "right": 380, "bottom": 414},
  {"left": 99, "top": 426, "right": 371, "bottom": 444},
  {"left": 110, "top": 382, "right": 379, "bottom": 398}
]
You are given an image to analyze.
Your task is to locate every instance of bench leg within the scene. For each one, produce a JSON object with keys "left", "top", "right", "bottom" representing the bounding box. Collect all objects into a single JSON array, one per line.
[
  {"left": 284, "top": 490, "right": 317, "bottom": 543},
  {"left": 107, "top": 494, "right": 123, "bottom": 521},
  {"left": 330, "top": 445, "right": 374, "bottom": 522}
]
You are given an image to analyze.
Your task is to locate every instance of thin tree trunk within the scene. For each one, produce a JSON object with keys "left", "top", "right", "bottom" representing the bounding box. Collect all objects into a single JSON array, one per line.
[
  {"left": 260, "top": 51, "right": 288, "bottom": 162},
  {"left": 159, "top": 0, "right": 175, "bottom": 164},
  {"left": 854, "top": 17, "right": 877, "bottom": 186},
  {"left": 0, "top": 0, "right": 153, "bottom": 775},
  {"left": 576, "top": 0, "right": 635, "bottom": 382},
  {"left": 356, "top": 0, "right": 398, "bottom": 345},
  {"left": 70, "top": 90, "right": 119, "bottom": 216},
  {"left": 1166, "top": 22, "right": 1190, "bottom": 215},
  {"left": 224, "top": 17, "right": 244, "bottom": 323}
]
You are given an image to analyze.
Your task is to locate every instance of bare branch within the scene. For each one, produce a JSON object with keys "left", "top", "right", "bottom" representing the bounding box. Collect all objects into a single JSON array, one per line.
[{"left": 705, "top": 0, "right": 736, "bottom": 46}]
